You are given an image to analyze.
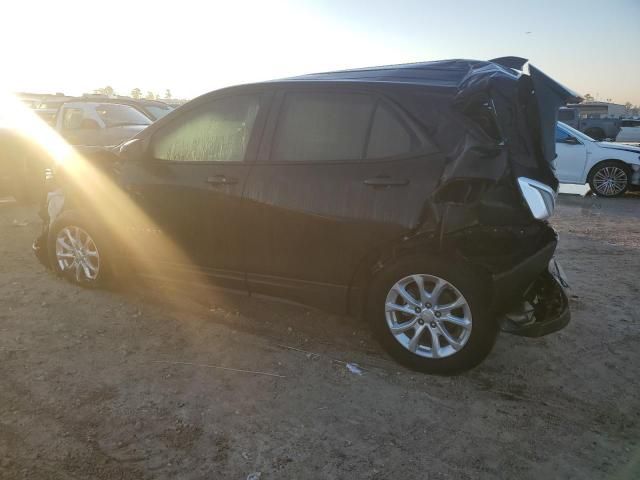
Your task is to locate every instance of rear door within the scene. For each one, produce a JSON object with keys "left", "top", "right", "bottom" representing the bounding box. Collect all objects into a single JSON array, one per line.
[
  {"left": 120, "top": 91, "right": 269, "bottom": 289},
  {"left": 241, "top": 86, "right": 444, "bottom": 311}
]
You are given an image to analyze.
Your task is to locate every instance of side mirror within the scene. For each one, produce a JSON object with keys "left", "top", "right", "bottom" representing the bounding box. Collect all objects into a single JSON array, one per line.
[
  {"left": 79, "top": 118, "right": 100, "bottom": 130},
  {"left": 563, "top": 136, "right": 580, "bottom": 145},
  {"left": 118, "top": 138, "right": 145, "bottom": 162}
]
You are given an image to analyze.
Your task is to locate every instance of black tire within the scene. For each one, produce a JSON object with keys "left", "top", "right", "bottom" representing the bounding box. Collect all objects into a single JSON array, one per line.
[
  {"left": 366, "top": 255, "right": 498, "bottom": 374},
  {"left": 47, "top": 211, "right": 110, "bottom": 288},
  {"left": 584, "top": 127, "right": 606, "bottom": 141},
  {"left": 588, "top": 161, "right": 631, "bottom": 197}
]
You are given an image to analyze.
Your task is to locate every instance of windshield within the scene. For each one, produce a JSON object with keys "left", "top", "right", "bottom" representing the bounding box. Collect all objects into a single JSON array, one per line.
[
  {"left": 557, "top": 121, "right": 595, "bottom": 142},
  {"left": 95, "top": 103, "right": 152, "bottom": 127},
  {"left": 144, "top": 104, "right": 173, "bottom": 120}
]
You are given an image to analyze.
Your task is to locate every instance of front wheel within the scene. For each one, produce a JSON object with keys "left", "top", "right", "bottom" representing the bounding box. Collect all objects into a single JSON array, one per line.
[
  {"left": 366, "top": 256, "right": 497, "bottom": 374},
  {"left": 588, "top": 161, "right": 630, "bottom": 197},
  {"left": 48, "top": 215, "right": 108, "bottom": 287}
]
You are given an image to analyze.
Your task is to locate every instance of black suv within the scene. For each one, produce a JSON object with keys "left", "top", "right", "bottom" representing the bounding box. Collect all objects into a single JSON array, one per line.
[{"left": 34, "top": 57, "right": 576, "bottom": 373}]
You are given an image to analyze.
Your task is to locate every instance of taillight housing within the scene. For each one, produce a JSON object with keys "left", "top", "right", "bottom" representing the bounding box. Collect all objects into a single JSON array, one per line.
[{"left": 517, "top": 177, "right": 556, "bottom": 220}]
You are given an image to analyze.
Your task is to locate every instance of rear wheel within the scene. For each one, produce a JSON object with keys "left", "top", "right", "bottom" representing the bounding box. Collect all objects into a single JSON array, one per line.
[
  {"left": 588, "top": 161, "right": 630, "bottom": 197},
  {"left": 366, "top": 256, "right": 497, "bottom": 374}
]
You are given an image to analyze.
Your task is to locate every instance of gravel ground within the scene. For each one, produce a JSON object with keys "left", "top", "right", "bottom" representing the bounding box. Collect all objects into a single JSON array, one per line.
[{"left": 0, "top": 193, "right": 638, "bottom": 479}]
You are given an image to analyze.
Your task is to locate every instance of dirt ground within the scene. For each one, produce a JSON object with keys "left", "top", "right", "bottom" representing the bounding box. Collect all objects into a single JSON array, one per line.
[{"left": 1, "top": 193, "right": 639, "bottom": 479}]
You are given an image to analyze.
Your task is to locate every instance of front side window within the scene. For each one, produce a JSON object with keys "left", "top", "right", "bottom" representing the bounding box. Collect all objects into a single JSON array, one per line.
[
  {"left": 152, "top": 95, "right": 260, "bottom": 162},
  {"left": 555, "top": 125, "right": 572, "bottom": 142},
  {"left": 95, "top": 104, "right": 152, "bottom": 128},
  {"left": 271, "top": 92, "right": 375, "bottom": 162},
  {"left": 62, "top": 108, "right": 86, "bottom": 130}
]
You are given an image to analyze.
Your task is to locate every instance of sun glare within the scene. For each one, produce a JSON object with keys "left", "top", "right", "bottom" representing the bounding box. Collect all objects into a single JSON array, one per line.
[
  {"left": 0, "top": 90, "right": 73, "bottom": 163},
  {"left": 0, "top": 89, "right": 210, "bottom": 306}
]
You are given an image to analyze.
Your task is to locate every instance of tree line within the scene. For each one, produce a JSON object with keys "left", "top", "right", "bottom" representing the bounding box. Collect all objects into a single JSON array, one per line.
[{"left": 92, "top": 86, "right": 173, "bottom": 101}]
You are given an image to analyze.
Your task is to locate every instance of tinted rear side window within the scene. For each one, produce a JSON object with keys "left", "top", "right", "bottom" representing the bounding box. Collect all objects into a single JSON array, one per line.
[
  {"left": 271, "top": 92, "right": 375, "bottom": 162},
  {"left": 366, "top": 103, "right": 414, "bottom": 159}
]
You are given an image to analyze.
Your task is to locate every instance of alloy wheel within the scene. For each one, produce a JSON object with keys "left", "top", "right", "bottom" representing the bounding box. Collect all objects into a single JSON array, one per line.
[
  {"left": 55, "top": 226, "right": 100, "bottom": 282},
  {"left": 385, "top": 274, "right": 472, "bottom": 359},
  {"left": 593, "top": 166, "right": 627, "bottom": 196}
]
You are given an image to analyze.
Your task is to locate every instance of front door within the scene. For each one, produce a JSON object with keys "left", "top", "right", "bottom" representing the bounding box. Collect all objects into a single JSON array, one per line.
[
  {"left": 242, "top": 89, "right": 445, "bottom": 311},
  {"left": 120, "top": 92, "right": 267, "bottom": 289},
  {"left": 554, "top": 126, "right": 587, "bottom": 183}
]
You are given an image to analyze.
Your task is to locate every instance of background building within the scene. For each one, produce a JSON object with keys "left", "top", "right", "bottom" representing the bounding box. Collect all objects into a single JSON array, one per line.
[{"left": 567, "top": 101, "right": 628, "bottom": 118}]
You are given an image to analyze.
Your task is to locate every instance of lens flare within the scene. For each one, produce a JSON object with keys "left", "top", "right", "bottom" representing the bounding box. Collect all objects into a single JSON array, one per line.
[{"left": 1, "top": 89, "right": 210, "bottom": 304}]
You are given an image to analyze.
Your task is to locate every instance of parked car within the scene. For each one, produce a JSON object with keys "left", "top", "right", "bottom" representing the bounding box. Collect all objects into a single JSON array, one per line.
[
  {"left": 54, "top": 101, "right": 152, "bottom": 146},
  {"left": 34, "top": 57, "right": 575, "bottom": 373},
  {"left": 2, "top": 101, "right": 152, "bottom": 203},
  {"left": 558, "top": 107, "right": 621, "bottom": 141},
  {"left": 77, "top": 96, "right": 175, "bottom": 121},
  {"left": 616, "top": 119, "right": 640, "bottom": 144},
  {"left": 554, "top": 122, "right": 640, "bottom": 196},
  {"left": 131, "top": 98, "right": 174, "bottom": 121}
]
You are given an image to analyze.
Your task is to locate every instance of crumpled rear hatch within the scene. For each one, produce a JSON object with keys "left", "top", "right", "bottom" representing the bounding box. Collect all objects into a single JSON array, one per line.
[{"left": 450, "top": 56, "right": 582, "bottom": 190}]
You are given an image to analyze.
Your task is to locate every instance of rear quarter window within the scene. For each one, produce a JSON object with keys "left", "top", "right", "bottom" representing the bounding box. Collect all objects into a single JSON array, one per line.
[{"left": 366, "top": 102, "right": 417, "bottom": 159}]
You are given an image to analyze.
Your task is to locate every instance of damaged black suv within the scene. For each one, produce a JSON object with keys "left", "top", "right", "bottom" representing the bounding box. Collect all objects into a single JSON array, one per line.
[{"left": 34, "top": 57, "right": 575, "bottom": 373}]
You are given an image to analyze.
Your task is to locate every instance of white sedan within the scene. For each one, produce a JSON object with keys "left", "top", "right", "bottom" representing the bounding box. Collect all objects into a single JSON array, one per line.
[{"left": 554, "top": 122, "right": 640, "bottom": 197}]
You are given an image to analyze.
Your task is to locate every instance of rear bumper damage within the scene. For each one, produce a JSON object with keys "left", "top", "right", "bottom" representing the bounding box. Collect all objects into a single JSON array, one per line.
[
  {"left": 494, "top": 247, "right": 571, "bottom": 337},
  {"left": 499, "top": 264, "right": 570, "bottom": 337},
  {"left": 455, "top": 223, "right": 571, "bottom": 337}
]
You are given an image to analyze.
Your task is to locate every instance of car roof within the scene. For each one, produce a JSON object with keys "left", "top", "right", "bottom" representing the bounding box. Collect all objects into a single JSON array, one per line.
[
  {"left": 63, "top": 101, "right": 140, "bottom": 108},
  {"left": 76, "top": 96, "right": 171, "bottom": 107},
  {"left": 271, "top": 58, "right": 514, "bottom": 89}
]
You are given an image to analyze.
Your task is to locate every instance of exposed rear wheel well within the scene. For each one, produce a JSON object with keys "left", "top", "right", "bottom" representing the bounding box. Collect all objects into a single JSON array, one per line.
[{"left": 348, "top": 244, "right": 492, "bottom": 319}]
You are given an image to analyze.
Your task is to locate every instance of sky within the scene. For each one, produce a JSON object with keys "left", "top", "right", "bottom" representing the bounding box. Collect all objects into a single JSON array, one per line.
[{"left": 2, "top": 0, "right": 639, "bottom": 104}]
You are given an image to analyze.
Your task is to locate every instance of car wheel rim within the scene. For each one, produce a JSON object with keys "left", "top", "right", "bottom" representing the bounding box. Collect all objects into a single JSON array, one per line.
[
  {"left": 593, "top": 166, "right": 627, "bottom": 196},
  {"left": 385, "top": 274, "right": 472, "bottom": 359},
  {"left": 55, "top": 226, "right": 100, "bottom": 282}
]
